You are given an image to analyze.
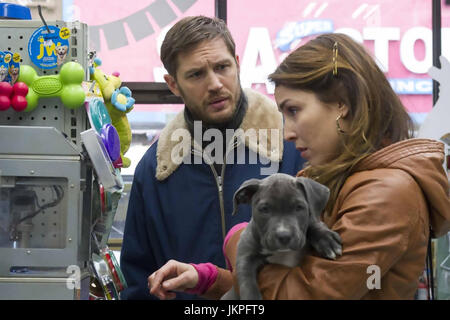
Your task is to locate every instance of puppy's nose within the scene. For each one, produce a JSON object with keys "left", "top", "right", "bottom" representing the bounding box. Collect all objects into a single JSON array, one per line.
[{"left": 275, "top": 231, "right": 292, "bottom": 246}]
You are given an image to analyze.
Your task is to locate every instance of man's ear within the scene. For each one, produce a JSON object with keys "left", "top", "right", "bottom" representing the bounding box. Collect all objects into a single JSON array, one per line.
[
  {"left": 164, "top": 74, "right": 181, "bottom": 97},
  {"left": 296, "top": 177, "right": 330, "bottom": 220},
  {"left": 232, "top": 178, "right": 260, "bottom": 216}
]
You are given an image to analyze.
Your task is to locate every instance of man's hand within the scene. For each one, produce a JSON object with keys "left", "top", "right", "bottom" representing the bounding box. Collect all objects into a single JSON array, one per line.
[{"left": 148, "top": 260, "right": 199, "bottom": 300}]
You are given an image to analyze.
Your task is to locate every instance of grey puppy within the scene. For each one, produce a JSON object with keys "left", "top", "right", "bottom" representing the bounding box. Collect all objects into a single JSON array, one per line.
[{"left": 221, "top": 173, "right": 342, "bottom": 300}]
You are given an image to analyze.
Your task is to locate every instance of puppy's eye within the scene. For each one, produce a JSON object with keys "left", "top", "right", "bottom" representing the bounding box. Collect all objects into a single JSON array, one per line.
[
  {"left": 258, "top": 204, "right": 269, "bottom": 213},
  {"left": 295, "top": 204, "right": 303, "bottom": 211}
]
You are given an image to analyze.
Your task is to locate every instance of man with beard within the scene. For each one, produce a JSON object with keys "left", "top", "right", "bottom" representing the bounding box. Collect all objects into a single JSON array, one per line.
[{"left": 120, "top": 16, "right": 304, "bottom": 300}]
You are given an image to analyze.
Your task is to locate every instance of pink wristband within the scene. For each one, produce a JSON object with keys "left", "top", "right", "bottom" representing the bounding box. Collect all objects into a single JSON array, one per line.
[
  {"left": 185, "top": 223, "right": 249, "bottom": 295},
  {"left": 185, "top": 263, "right": 218, "bottom": 295},
  {"left": 223, "top": 222, "right": 249, "bottom": 272}
]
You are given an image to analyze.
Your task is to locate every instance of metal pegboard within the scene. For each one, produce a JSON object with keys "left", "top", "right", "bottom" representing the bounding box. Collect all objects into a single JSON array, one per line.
[
  {"left": 0, "top": 20, "right": 90, "bottom": 149},
  {"left": 22, "top": 182, "right": 67, "bottom": 249},
  {"left": 0, "top": 178, "right": 68, "bottom": 249}
]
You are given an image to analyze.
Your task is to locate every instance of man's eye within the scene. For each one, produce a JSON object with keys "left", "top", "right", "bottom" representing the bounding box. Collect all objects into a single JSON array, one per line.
[
  {"left": 189, "top": 71, "right": 202, "bottom": 78},
  {"left": 216, "top": 64, "right": 228, "bottom": 71}
]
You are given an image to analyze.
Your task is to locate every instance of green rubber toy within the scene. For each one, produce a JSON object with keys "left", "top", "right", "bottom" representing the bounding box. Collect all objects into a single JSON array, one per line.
[{"left": 18, "top": 62, "right": 86, "bottom": 112}]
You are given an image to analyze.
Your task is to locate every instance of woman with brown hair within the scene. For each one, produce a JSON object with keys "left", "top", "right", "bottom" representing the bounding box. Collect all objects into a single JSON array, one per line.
[{"left": 149, "top": 33, "right": 450, "bottom": 299}]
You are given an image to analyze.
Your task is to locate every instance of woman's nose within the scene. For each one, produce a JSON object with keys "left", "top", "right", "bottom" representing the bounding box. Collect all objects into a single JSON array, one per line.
[{"left": 284, "top": 121, "right": 297, "bottom": 142}]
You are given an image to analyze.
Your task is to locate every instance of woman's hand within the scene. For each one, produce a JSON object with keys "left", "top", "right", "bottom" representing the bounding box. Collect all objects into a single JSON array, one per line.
[{"left": 148, "top": 260, "right": 199, "bottom": 300}]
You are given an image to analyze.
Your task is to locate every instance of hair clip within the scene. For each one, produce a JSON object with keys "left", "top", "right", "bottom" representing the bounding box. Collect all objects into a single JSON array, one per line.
[{"left": 332, "top": 42, "right": 338, "bottom": 76}]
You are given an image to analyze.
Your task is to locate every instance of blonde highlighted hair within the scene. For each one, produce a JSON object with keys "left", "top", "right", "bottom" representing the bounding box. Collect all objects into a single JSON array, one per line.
[{"left": 269, "top": 33, "right": 413, "bottom": 213}]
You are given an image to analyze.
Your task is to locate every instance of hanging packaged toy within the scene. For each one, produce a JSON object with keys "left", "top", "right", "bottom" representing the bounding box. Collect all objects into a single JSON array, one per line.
[
  {"left": 0, "top": 51, "right": 9, "bottom": 82},
  {"left": 0, "top": 81, "right": 28, "bottom": 112},
  {"left": 8, "top": 52, "right": 21, "bottom": 85},
  {"left": 1, "top": 51, "right": 21, "bottom": 85},
  {"left": 28, "top": 25, "right": 70, "bottom": 69},
  {"left": 83, "top": 81, "right": 121, "bottom": 166},
  {"left": 18, "top": 62, "right": 85, "bottom": 111},
  {"left": 90, "top": 57, "right": 134, "bottom": 168},
  {"left": 0, "top": 52, "right": 28, "bottom": 111}
]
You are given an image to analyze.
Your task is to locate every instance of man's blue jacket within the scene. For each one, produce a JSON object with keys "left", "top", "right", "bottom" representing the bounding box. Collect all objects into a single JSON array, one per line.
[{"left": 120, "top": 89, "right": 305, "bottom": 299}]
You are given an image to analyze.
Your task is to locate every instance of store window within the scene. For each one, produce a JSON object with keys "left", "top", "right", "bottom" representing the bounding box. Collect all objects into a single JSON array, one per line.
[
  {"left": 227, "top": 0, "right": 450, "bottom": 129},
  {"left": 67, "top": 0, "right": 214, "bottom": 82}
]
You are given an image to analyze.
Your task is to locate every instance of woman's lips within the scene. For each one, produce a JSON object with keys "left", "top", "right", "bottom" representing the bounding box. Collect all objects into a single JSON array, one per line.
[{"left": 297, "top": 147, "right": 308, "bottom": 159}]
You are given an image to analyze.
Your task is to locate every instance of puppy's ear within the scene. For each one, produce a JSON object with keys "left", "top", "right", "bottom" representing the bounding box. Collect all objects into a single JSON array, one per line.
[
  {"left": 296, "top": 177, "right": 330, "bottom": 220},
  {"left": 232, "top": 178, "right": 260, "bottom": 216}
]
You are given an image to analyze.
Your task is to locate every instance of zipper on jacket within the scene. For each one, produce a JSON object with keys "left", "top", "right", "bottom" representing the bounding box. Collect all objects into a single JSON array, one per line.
[
  {"left": 215, "top": 167, "right": 226, "bottom": 240},
  {"left": 191, "top": 137, "right": 241, "bottom": 241},
  {"left": 215, "top": 138, "right": 241, "bottom": 240}
]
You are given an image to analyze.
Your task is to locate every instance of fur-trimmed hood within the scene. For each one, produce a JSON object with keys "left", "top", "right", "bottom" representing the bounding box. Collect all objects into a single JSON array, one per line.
[{"left": 155, "top": 88, "right": 284, "bottom": 181}]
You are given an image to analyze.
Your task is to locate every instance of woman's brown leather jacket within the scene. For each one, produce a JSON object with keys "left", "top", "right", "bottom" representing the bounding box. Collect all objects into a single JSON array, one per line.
[{"left": 222, "top": 139, "right": 450, "bottom": 299}]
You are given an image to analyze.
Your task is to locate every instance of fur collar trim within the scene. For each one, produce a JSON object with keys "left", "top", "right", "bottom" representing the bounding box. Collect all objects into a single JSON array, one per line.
[{"left": 155, "top": 88, "right": 284, "bottom": 181}]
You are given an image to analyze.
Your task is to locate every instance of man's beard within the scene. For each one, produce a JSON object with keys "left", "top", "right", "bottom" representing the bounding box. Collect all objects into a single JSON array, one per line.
[{"left": 177, "top": 78, "right": 242, "bottom": 126}]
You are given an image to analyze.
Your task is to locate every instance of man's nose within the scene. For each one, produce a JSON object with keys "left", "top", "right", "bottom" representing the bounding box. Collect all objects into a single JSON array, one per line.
[{"left": 207, "top": 71, "right": 223, "bottom": 92}]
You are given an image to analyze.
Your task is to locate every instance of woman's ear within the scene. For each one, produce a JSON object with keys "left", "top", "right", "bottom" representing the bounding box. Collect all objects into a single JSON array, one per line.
[{"left": 338, "top": 102, "right": 350, "bottom": 118}]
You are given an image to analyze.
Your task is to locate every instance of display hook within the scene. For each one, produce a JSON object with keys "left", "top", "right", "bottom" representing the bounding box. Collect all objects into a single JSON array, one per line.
[{"left": 37, "top": 5, "right": 51, "bottom": 34}]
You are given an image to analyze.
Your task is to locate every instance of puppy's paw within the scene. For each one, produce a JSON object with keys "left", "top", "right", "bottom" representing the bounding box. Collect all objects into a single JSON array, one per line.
[{"left": 308, "top": 223, "right": 342, "bottom": 260}]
